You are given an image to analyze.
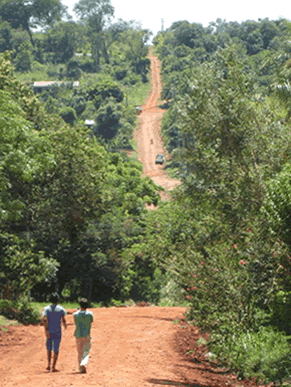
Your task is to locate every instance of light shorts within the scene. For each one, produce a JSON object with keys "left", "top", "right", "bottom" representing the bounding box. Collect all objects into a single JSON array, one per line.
[{"left": 46, "top": 332, "right": 62, "bottom": 353}]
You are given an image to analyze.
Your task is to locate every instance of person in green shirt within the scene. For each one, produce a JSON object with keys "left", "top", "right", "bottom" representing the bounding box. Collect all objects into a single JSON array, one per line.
[{"left": 73, "top": 298, "right": 93, "bottom": 373}]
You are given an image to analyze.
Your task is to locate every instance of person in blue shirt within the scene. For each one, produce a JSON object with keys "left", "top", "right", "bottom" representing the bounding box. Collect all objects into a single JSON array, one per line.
[
  {"left": 73, "top": 298, "right": 93, "bottom": 373},
  {"left": 42, "top": 293, "right": 67, "bottom": 372}
]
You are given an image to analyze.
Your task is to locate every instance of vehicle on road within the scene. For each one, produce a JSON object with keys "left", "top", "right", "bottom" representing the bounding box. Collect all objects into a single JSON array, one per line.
[
  {"left": 136, "top": 106, "right": 142, "bottom": 115},
  {"left": 155, "top": 154, "right": 164, "bottom": 164}
]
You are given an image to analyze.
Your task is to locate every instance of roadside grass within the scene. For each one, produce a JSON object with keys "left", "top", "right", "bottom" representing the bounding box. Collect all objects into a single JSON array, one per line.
[
  {"left": 123, "top": 80, "right": 152, "bottom": 108},
  {"left": 164, "top": 166, "right": 180, "bottom": 179},
  {"left": 158, "top": 299, "right": 190, "bottom": 307},
  {"left": 30, "top": 298, "right": 188, "bottom": 311},
  {"left": 124, "top": 80, "right": 151, "bottom": 161},
  {"left": 0, "top": 298, "right": 187, "bottom": 329},
  {"left": 30, "top": 301, "right": 103, "bottom": 313},
  {"left": 0, "top": 315, "right": 19, "bottom": 330}
]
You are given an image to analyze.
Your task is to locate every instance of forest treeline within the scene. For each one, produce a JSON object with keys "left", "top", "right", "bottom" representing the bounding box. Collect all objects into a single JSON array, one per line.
[
  {"left": 1, "top": 0, "right": 291, "bottom": 382},
  {"left": 0, "top": 0, "right": 152, "bottom": 149},
  {"left": 0, "top": 0, "right": 161, "bottom": 303}
]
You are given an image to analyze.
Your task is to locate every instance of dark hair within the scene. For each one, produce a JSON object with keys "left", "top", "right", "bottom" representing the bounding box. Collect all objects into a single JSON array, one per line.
[
  {"left": 49, "top": 293, "right": 60, "bottom": 304},
  {"left": 79, "top": 298, "right": 89, "bottom": 309}
]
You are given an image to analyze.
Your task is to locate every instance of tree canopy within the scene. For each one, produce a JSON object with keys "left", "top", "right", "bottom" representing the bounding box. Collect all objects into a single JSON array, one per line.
[
  {"left": 0, "top": 51, "right": 159, "bottom": 301},
  {"left": 0, "top": 0, "right": 68, "bottom": 45}
]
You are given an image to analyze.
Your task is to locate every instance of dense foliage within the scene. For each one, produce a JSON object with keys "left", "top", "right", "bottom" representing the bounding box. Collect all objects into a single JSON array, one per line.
[
  {"left": 148, "top": 17, "right": 291, "bottom": 383},
  {"left": 0, "top": 0, "right": 151, "bottom": 151},
  {"left": 0, "top": 50, "right": 160, "bottom": 304}
]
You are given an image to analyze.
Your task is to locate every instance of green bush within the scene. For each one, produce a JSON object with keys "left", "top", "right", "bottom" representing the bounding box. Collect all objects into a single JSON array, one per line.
[
  {"left": 271, "top": 290, "right": 291, "bottom": 332},
  {"left": 79, "top": 60, "right": 94, "bottom": 73},
  {"left": 159, "top": 278, "right": 187, "bottom": 306},
  {"left": 209, "top": 326, "right": 291, "bottom": 384},
  {"left": 59, "top": 106, "right": 77, "bottom": 125},
  {"left": 0, "top": 299, "right": 42, "bottom": 324},
  {"left": 114, "top": 67, "right": 127, "bottom": 81},
  {"left": 123, "top": 73, "right": 140, "bottom": 86},
  {"left": 31, "top": 60, "right": 45, "bottom": 72},
  {"left": 67, "top": 59, "right": 82, "bottom": 80},
  {"left": 108, "top": 298, "right": 124, "bottom": 307},
  {"left": 14, "top": 45, "right": 33, "bottom": 72}
]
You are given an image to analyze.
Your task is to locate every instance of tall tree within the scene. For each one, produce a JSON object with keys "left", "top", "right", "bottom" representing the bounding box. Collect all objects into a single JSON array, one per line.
[
  {"left": 101, "top": 19, "right": 130, "bottom": 64},
  {"left": 0, "top": 18, "right": 13, "bottom": 52},
  {"left": 0, "top": 0, "right": 68, "bottom": 46},
  {"left": 73, "top": 0, "right": 114, "bottom": 71},
  {"left": 43, "top": 21, "right": 80, "bottom": 63}
]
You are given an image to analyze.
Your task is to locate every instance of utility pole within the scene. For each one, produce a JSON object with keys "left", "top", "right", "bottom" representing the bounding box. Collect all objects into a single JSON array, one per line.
[{"left": 161, "top": 18, "right": 164, "bottom": 31}]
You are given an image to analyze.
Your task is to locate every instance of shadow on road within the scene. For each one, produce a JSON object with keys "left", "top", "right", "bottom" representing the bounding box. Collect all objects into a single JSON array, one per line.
[
  {"left": 147, "top": 378, "right": 207, "bottom": 387},
  {"left": 123, "top": 315, "right": 184, "bottom": 322},
  {"left": 174, "top": 361, "right": 231, "bottom": 376}
]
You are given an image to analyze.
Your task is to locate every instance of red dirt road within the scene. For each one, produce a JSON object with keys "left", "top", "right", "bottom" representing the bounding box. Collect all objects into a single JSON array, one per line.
[
  {"left": 0, "top": 306, "right": 259, "bottom": 387},
  {"left": 134, "top": 52, "right": 180, "bottom": 201},
  {"left": 1, "top": 307, "right": 187, "bottom": 387}
]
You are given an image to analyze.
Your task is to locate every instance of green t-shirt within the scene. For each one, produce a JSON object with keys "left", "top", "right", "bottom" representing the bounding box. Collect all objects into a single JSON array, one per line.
[{"left": 73, "top": 310, "right": 93, "bottom": 338}]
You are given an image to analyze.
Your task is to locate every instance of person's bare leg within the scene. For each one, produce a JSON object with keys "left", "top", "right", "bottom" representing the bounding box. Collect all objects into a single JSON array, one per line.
[
  {"left": 52, "top": 352, "right": 59, "bottom": 372},
  {"left": 76, "top": 338, "right": 82, "bottom": 371},
  {"left": 46, "top": 350, "right": 52, "bottom": 370}
]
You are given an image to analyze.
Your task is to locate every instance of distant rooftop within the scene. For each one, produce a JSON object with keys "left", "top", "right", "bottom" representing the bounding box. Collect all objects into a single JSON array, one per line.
[
  {"left": 33, "top": 81, "right": 80, "bottom": 88},
  {"left": 84, "top": 120, "right": 95, "bottom": 126},
  {"left": 75, "top": 53, "right": 92, "bottom": 57}
]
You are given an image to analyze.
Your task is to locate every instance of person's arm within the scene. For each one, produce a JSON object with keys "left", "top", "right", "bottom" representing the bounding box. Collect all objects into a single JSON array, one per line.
[
  {"left": 61, "top": 315, "right": 67, "bottom": 330},
  {"left": 43, "top": 316, "right": 50, "bottom": 338}
]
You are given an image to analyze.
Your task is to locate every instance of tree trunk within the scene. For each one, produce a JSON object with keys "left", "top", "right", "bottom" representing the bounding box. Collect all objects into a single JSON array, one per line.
[
  {"left": 92, "top": 36, "right": 101, "bottom": 72},
  {"left": 23, "top": 20, "right": 34, "bottom": 46},
  {"left": 102, "top": 41, "right": 110, "bottom": 64}
]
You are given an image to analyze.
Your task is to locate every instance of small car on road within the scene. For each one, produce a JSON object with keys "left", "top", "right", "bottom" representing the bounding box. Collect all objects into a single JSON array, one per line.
[{"left": 155, "top": 154, "right": 164, "bottom": 164}]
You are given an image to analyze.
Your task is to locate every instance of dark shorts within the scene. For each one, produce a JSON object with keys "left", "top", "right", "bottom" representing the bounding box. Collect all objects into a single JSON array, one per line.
[{"left": 46, "top": 332, "right": 62, "bottom": 353}]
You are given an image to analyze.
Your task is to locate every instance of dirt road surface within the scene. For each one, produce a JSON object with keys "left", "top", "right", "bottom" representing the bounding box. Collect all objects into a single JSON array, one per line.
[
  {"left": 0, "top": 306, "right": 258, "bottom": 387},
  {"left": 134, "top": 52, "right": 180, "bottom": 202},
  {"left": 1, "top": 307, "right": 184, "bottom": 387}
]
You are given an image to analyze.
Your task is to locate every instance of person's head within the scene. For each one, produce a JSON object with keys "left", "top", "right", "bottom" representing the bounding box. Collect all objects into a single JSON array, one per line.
[
  {"left": 49, "top": 292, "right": 60, "bottom": 304},
  {"left": 79, "top": 298, "right": 89, "bottom": 310}
]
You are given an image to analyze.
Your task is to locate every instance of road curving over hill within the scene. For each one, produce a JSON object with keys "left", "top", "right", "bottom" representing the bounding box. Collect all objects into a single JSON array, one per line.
[{"left": 134, "top": 50, "right": 180, "bottom": 202}]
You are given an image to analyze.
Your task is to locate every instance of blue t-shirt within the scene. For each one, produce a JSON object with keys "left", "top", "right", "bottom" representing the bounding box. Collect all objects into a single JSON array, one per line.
[
  {"left": 73, "top": 310, "right": 93, "bottom": 338},
  {"left": 43, "top": 304, "right": 67, "bottom": 334}
]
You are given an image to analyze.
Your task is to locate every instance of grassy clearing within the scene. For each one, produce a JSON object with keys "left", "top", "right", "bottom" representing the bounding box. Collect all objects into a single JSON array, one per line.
[
  {"left": 15, "top": 63, "right": 65, "bottom": 83},
  {"left": 16, "top": 70, "right": 52, "bottom": 83}
]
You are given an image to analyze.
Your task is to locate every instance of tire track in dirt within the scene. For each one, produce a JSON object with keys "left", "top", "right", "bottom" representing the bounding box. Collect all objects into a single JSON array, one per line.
[{"left": 134, "top": 50, "right": 180, "bottom": 202}]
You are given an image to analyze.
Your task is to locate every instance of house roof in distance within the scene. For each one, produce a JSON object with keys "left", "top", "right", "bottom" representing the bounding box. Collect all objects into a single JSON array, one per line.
[{"left": 33, "top": 81, "right": 80, "bottom": 87}]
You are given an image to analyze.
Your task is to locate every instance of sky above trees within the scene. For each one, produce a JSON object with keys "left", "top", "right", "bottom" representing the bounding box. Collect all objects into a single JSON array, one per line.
[{"left": 62, "top": 0, "right": 291, "bottom": 37}]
